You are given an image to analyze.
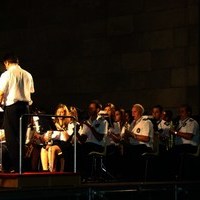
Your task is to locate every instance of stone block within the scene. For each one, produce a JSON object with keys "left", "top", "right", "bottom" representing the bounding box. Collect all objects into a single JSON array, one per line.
[
  {"left": 133, "top": 9, "right": 186, "bottom": 31},
  {"left": 123, "top": 87, "right": 186, "bottom": 111},
  {"left": 174, "top": 28, "right": 188, "bottom": 47},
  {"left": 189, "top": 46, "right": 199, "bottom": 65},
  {"left": 127, "top": 70, "right": 171, "bottom": 91},
  {"left": 34, "top": 78, "right": 54, "bottom": 96},
  {"left": 187, "top": 65, "right": 199, "bottom": 86},
  {"left": 188, "top": 6, "right": 199, "bottom": 25},
  {"left": 107, "top": 0, "right": 143, "bottom": 17},
  {"left": 171, "top": 68, "right": 187, "bottom": 87},
  {"left": 80, "top": 20, "right": 106, "bottom": 39},
  {"left": 107, "top": 15, "right": 133, "bottom": 36},
  {"left": 186, "top": 86, "right": 199, "bottom": 114},
  {"left": 80, "top": 56, "right": 106, "bottom": 74},
  {"left": 144, "top": 69, "right": 171, "bottom": 88},
  {"left": 100, "top": 36, "right": 120, "bottom": 54},
  {"left": 151, "top": 48, "right": 185, "bottom": 68},
  {"left": 188, "top": 0, "right": 199, "bottom": 5},
  {"left": 122, "top": 52, "right": 151, "bottom": 71},
  {"left": 81, "top": 38, "right": 111, "bottom": 56},
  {"left": 143, "top": 30, "right": 173, "bottom": 50},
  {"left": 106, "top": 54, "right": 123, "bottom": 73},
  {"left": 127, "top": 72, "right": 147, "bottom": 90},
  {"left": 144, "top": 0, "right": 188, "bottom": 11},
  {"left": 56, "top": 57, "right": 82, "bottom": 77},
  {"left": 148, "top": 88, "right": 187, "bottom": 108},
  {"left": 120, "top": 33, "right": 145, "bottom": 52},
  {"left": 80, "top": 55, "right": 122, "bottom": 74},
  {"left": 189, "top": 26, "right": 199, "bottom": 46}
]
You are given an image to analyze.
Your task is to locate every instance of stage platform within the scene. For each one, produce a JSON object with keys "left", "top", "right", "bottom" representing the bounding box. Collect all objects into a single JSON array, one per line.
[
  {"left": 0, "top": 172, "right": 199, "bottom": 200},
  {"left": 0, "top": 172, "right": 81, "bottom": 188}
]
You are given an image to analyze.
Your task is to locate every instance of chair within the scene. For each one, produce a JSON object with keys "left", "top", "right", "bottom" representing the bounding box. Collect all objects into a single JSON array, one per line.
[
  {"left": 88, "top": 137, "right": 114, "bottom": 181},
  {"left": 187, "top": 144, "right": 200, "bottom": 157},
  {"left": 178, "top": 144, "right": 200, "bottom": 180},
  {"left": 142, "top": 133, "right": 159, "bottom": 181}
]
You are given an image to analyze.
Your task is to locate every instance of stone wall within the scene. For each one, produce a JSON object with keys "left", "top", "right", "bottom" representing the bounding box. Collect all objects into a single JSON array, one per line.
[{"left": 0, "top": 0, "right": 199, "bottom": 115}]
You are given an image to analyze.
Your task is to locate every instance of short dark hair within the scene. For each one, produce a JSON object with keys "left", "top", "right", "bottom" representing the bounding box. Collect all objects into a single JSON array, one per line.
[
  {"left": 163, "top": 110, "right": 173, "bottom": 120},
  {"left": 152, "top": 104, "right": 163, "bottom": 113},
  {"left": 180, "top": 104, "right": 192, "bottom": 116},
  {"left": 2, "top": 53, "right": 19, "bottom": 64},
  {"left": 90, "top": 99, "right": 102, "bottom": 110}
]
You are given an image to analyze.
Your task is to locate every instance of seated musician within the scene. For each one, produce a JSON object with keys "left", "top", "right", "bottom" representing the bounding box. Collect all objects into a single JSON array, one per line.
[
  {"left": 24, "top": 107, "right": 52, "bottom": 172},
  {"left": 148, "top": 105, "right": 173, "bottom": 180},
  {"left": 104, "top": 106, "right": 124, "bottom": 178},
  {"left": 170, "top": 104, "right": 199, "bottom": 154},
  {"left": 62, "top": 106, "right": 80, "bottom": 172},
  {"left": 151, "top": 105, "right": 172, "bottom": 153},
  {"left": 40, "top": 103, "right": 71, "bottom": 172},
  {"left": 122, "top": 103, "right": 154, "bottom": 181},
  {"left": 77, "top": 100, "right": 108, "bottom": 180},
  {"left": 169, "top": 104, "right": 200, "bottom": 180}
]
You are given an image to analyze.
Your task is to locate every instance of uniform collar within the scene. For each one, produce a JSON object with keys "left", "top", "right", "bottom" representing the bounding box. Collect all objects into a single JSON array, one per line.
[{"left": 7, "top": 64, "right": 20, "bottom": 71}]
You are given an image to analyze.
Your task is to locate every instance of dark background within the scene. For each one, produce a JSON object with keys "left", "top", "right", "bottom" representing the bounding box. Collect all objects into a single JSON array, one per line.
[{"left": 0, "top": 0, "right": 199, "bottom": 116}]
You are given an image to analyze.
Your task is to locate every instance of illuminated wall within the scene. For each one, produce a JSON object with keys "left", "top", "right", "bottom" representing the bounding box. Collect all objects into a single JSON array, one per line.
[{"left": 0, "top": 0, "right": 199, "bottom": 115}]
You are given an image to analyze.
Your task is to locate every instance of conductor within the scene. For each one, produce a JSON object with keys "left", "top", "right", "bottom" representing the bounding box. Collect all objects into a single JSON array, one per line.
[{"left": 0, "top": 53, "right": 35, "bottom": 172}]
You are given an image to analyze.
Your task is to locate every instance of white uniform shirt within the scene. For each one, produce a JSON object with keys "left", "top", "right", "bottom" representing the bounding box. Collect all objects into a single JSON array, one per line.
[
  {"left": 157, "top": 120, "right": 171, "bottom": 137},
  {"left": 44, "top": 130, "right": 68, "bottom": 142},
  {"left": 128, "top": 116, "right": 154, "bottom": 149},
  {"left": 175, "top": 117, "right": 199, "bottom": 146},
  {"left": 67, "top": 122, "right": 75, "bottom": 136},
  {"left": 67, "top": 121, "right": 81, "bottom": 144},
  {"left": 157, "top": 120, "right": 171, "bottom": 145},
  {"left": 0, "top": 64, "right": 34, "bottom": 106},
  {"left": 107, "top": 122, "right": 121, "bottom": 146},
  {"left": 121, "top": 122, "right": 131, "bottom": 136},
  {"left": 78, "top": 115, "right": 108, "bottom": 146}
]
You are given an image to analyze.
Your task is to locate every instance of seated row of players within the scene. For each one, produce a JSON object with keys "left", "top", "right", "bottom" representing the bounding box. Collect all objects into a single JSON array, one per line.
[{"left": 0, "top": 101, "right": 199, "bottom": 181}]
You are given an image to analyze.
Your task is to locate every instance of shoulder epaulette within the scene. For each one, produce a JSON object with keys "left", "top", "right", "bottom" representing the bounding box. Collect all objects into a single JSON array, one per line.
[{"left": 164, "top": 121, "right": 170, "bottom": 126}]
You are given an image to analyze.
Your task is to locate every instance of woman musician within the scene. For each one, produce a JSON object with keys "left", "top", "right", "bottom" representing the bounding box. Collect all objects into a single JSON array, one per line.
[{"left": 40, "top": 103, "right": 72, "bottom": 172}]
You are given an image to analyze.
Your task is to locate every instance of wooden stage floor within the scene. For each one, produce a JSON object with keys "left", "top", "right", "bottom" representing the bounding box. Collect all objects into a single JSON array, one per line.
[{"left": 0, "top": 172, "right": 199, "bottom": 200}]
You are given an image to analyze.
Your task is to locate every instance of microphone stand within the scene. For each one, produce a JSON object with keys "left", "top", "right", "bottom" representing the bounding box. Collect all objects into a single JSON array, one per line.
[
  {"left": 0, "top": 130, "right": 3, "bottom": 172},
  {"left": 73, "top": 121, "right": 77, "bottom": 173}
]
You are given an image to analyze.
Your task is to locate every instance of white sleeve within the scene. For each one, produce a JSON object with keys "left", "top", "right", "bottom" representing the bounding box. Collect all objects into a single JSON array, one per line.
[{"left": 0, "top": 72, "right": 9, "bottom": 93}]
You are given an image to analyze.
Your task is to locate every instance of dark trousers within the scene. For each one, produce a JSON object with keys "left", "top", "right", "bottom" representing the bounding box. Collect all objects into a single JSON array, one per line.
[
  {"left": 106, "top": 145, "right": 121, "bottom": 178},
  {"left": 81, "top": 142, "right": 104, "bottom": 179},
  {"left": 122, "top": 144, "right": 152, "bottom": 181},
  {"left": 3, "top": 101, "right": 29, "bottom": 172},
  {"left": 169, "top": 144, "right": 198, "bottom": 180},
  {"left": 2, "top": 143, "right": 11, "bottom": 171}
]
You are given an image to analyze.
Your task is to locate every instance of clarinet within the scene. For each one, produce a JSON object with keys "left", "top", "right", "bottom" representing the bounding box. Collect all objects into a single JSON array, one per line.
[{"left": 43, "top": 130, "right": 53, "bottom": 148}]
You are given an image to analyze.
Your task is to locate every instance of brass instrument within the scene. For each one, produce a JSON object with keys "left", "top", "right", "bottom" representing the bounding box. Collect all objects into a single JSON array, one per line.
[{"left": 0, "top": 129, "right": 5, "bottom": 142}]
